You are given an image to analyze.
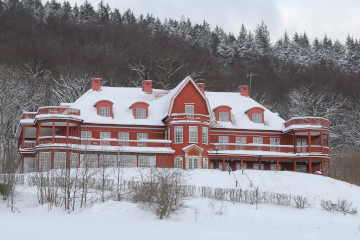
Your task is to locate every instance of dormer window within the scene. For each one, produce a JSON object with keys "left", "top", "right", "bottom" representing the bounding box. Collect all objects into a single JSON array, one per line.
[
  {"left": 214, "top": 105, "right": 232, "bottom": 123},
  {"left": 95, "top": 100, "right": 114, "bottom": 118},
  {"left": 136, "top": 108, "right": 147, "bottom": 119},
  {"left": 130, "top": 102, "right": 149, "bottom": 119},
  {"left": 245, "top": 107, "right": 265, "bottom": 124},
  {"left": 185, "top": 105, "right": 194, "bottom": 114},
  {"left": 99, "top": 107, "right": 110, "bottom": 117},
  {"left": 219, "top": 112, "right": 229, "bottom": 122},
  {"left": 252, "top": 113, "right": 262, "bottom": 123}
]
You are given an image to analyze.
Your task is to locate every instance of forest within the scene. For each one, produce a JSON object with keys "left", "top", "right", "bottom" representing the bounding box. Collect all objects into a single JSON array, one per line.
[{"left": 0, "top": 0, "right": 359, "bottom": 184}]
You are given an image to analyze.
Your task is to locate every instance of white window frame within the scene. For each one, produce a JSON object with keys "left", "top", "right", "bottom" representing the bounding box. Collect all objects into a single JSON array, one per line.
[
  {"left": 203, "top": 157, "right": 208, "bottom": 169},
  {"left": 81, "top": 131, "right": 92, "bottom": 138},
  {"left": 54, "top": 152, "right": 66, "bottom": 169},
  {"left": 99, "top": 107, "right": 110, "bottom": 117},
  {"left": 119, "top": 132, "right": 129, "bottom": 146},
  {"left": 219, "top": 112, "right": 230, "bottom": 122},
  {"left": 135, "top": 108, "right": 147, "bottom": 119},
  {"left": 188, "top": 157, "right": 199, "bottom": 169},
  {"left": 270, "top": 138, "right": 280, "bottom": 152},
  {"left": 189, "top": 126, "right": 198, "bottom": 143},
  {"left": 99, "top": 154, "right": 117, "bottom": 168},
  {"left": 253, "top": 137, "right": 263, "bottom": 150},
  {"left": 202, "top": 127, "right": 208, "bottom": 145},
  {"left": 252, "top": 113, "right": 263, "bottom": 123},
  {"left": 270, "top": 164, "right": 277, "bottom": 171},
  {"left": 39, "top": 152, "right": 51, "bottom": 171},
  {"left": 118, "top": 155, "right": 137, "bottom": 168},
  {"left": 168, "top": 128, "right": 171, "bottom": 140},
  {"left": 174, "top": 126, "right": 183, "bottom": 144},
  {"left": 137, "top": 133, "right": 148, "bottom": 147},
  {"left": 80, "top": 154, "right": 98, "bottom": 168},
  {"left": 24, "top": 157, "right": 36, "bottom": 173},
  {"left": 100, "top": 132, "right": 111, "bottom": 146},
  {"left": 138, "top": 155, "right": 156, "bottom": 168},
  {"left": 70, "top": 153, "right": 79, "bottom": 168},
  {"left": 174, "top": 157, "right": 183, "bottom": 169},
  {"left": 185, "top": 105, "right": 194, "bottom": 115},
  {"left": 236, "top": 137, "right": 246, "bottom": 150},
  {"left": 236, "top": 163, "right": 241, "bottom": 170},
  {"left": 218, "top": 136, "right": 229, "bottom": 150}
]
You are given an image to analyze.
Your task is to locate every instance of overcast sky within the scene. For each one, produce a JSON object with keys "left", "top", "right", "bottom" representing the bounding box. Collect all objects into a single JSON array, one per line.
[{"left": 67, "top": 0, "right": 360, "bottom": 43}]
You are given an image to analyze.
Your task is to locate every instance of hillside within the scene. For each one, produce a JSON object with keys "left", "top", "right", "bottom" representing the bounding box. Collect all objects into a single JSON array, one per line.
[{"left": 1, "top": 169, "right": 360, "bottom": 239}]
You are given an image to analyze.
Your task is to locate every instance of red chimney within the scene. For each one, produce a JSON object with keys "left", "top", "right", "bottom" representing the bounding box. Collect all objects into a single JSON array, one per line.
[
  {"left": 239, "top": 85, "right": 249, "bottom": 97},
  {"left": 92, "top": 78, "right": 101, "bottom": 91},
  {"left": 142, "top": 80, "right": 153, "bottom": 94},
  {"left": 197, "top": 83, "right": 205, "bottom": 94}
]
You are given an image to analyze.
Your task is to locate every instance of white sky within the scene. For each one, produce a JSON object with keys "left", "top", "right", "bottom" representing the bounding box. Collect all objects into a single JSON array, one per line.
[{"left": 68, "top": 0, "right": 360, "bottom": 43}]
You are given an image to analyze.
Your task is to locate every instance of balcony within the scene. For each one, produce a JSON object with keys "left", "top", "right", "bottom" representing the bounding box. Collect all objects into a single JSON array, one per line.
[
  {"left": 211, "top": 143, "right": 329, "bottom": 155},
  {"left": 284, "top": 117, "right": 329, "bottom": 129},
  {"left": 21, "top": 112, "right": 37, "bottom": 120},
  {"left": 37, "top": 107, "right": 80, "bottom": 116},
  {"left": 22, "top": 140, "right": 36, "bottom": 150},
  {"left": 170, "top": 114, "right": 210, "bottom": 123}
]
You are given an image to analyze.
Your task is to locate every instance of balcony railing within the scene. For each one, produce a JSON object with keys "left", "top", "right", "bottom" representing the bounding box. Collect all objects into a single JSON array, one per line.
[
  {"left": 21, "top": 112, "right": 37, "bottom": 120},
  {"left": 35, "top": 136, "right": 172, "bottom": 148},
  {"left": 22, "top": 140, "right": 36, "bottom": 149},
  {"left": 37, "top": 107, "right": 80, "bottom": 116},
  {"left": 284, "top": 117, "right": 329, "bottom": 128},
  {"left": 170, "top": 114, "right": 210, "bottom": 123},
  {"left": 211, "top": 143, "right": 329, "bottom": 154}
]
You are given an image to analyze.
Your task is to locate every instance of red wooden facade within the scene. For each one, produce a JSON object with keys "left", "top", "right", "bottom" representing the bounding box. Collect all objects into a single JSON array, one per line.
[{"left": 17, "top": 76, "right": 330, "bottom": 174}]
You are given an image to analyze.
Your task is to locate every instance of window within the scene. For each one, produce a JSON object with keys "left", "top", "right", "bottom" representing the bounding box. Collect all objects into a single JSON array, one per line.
[
  {"left": 138, "top": 155, "right": 156, "bottom": 168},
  {"left": 253, "top": 163, "right": 264, "bottom": 170},
  {"left": 218, "top": 136, "right": 229, "bottom": 150},
  {"left": 24, "top": 157, "right": 36, "bottom": 173},
  {"left": 70, "top": 153, "right": 79, "bottom": 168},
  {"left": 99, "top": 107, "right": 110, "bottom": 117},
  {"left": 100, "top": 154, "right": 117, "bottom": 168},
  {"left": 323, "top": 134, "right": 328, "bottom": 147},
  {"left": 189, "top": 126, "right": 198, "bottom": 143},
  {"left": 174, "top": 157, "right": 183, "bottom": 169},
  {"left": 118, "top": 155, "right": 137, "bottom": 168},
  {"left": 174, "top": 126, "right": 183, "bottom": 144},
  {"left": 203, "top": 158, "right": 208, "bottom": 169},
  {"left": 39, "top": 152, "right": 51, "bottom": 170},
  {"left": 270, "top": 138, "right": 280, "bottom": 152},
  {"left": 202, "top": 127, "right": 208, "bottom": 145},
  {"left": 137, "top": 133, "right": 148, "bottom": 147},
  {"left": 135, "top": 108, "right": 147, "bottom": 119},
  {"left": 252, "top": 113, "right": 262, "bottom": 123},
  {"left": 243, "top": 163, "right": 247, "bottom": 169},
  {"left": 270, "top": 164, "right": 276, "bottom": 171},
  {"left": 81, "top": 131, "right": 92, "bottom": 138},
  {"left": 219, "top": 112, "right": 230, "bottom": 122},
  {"left": 119, "top": 132, "right": 129, "bottom": 146},
  {"left": 185, "top": 105, "right": 194, "bottom": 114},
  {"left": 236, "top": 137, "right": 246, "bottom": 150},
  {"left": 54, "top": 152, "right": 66, "bottom": 169},
  {"left": 168, "top": 128, "right": 171, "bottom": 140},
  {"left": 297, "top": 139, "right": 307, "bottom": 152},
  {"left": 188, "top": 157, "right": 199, "bottom": 169},
  {"left": 80, "top": 154, "right": 98, "bottom": 168},
  {"left": 100, "top": 132, "right": 111, "bottom": 146},
  {"left": 225, "top": 163, "right": 230, "bottom": 172},
  {"left": 253, "top": 137, "right": 263, "bottom": 150}
]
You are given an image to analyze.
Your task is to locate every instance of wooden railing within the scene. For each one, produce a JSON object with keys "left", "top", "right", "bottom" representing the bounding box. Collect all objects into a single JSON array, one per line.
[
  {"left": 37, "top": 107, "right": 80, "bottom": 116},
  {"left": 284, "top": 117, "right": 329, "bottom": 128}
]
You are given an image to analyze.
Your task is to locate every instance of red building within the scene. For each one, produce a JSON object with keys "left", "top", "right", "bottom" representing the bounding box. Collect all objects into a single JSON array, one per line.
[{"left": 17, "top": 76, "right": 330, "bottom": 174}]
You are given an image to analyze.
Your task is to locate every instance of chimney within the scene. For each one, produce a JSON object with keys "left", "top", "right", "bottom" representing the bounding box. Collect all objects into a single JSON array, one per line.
[
  {"left": 142, "top": 80, "right": 153, "bottom": 94},
  {"left": 196, "top": 83, "right": 205, "bottom": 94},
  {"left": 239, "top": 85, "right": 249, "bottom": 97},
  {"left": 92, "top": 78, "right": 101, "bottom": 91}
]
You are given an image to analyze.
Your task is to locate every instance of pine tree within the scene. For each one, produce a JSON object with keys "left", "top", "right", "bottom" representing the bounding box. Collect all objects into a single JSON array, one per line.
[
  {"left": 79, "top": 0, "right": 96, "bottom": 23},
  {"left": 254, "top": 21, "right": 271, "bottom": 55},
  {"left": 97, "top": 0, "right": 110, "bottom": 23},
  {"left": 122, "top": 9, "right": 136, "bottom": 24},
  {"left": 237, "top": 23, "right": 247, "bottom": 52},
  {"left": 110, "top": 8, "right": 122, "bottom": 24}
]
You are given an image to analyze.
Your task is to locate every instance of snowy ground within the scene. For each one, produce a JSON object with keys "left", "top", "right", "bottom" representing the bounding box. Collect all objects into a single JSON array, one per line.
[{"left": 1, "top": 169, "right": 360, "bottom": 240}]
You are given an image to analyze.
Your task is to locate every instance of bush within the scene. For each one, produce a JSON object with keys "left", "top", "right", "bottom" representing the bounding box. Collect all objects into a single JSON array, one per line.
[
  {"left": 0, "top": 184, "right": 11, "bottom": 199},
  {"left": 132, "top": 168, "right": 187, "bottom": 219},
  {"left": 321, "top": 199, "right": 357, "bottom": 215},
  {"left": 294, "top": 196, "right": 310, "bottom": 209}
]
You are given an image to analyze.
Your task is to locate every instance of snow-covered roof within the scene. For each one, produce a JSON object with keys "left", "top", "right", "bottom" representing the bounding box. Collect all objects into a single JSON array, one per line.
[{"left": 68, "top": 77, "right": 286, "bottom": 131}]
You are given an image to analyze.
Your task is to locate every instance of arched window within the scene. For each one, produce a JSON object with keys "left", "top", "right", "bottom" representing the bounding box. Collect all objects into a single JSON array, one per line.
[
  {"left": 245, "top": 107, "right": 265, "bottom": 124},
  {"left": 94, "top": 100, "right": 114, "bottom": 118},
  {"left": 214, "top": 105, "right": 232, "bottom": 122},
  {"left": 130, "top": 102, "right": 149, "bottom": 119}
]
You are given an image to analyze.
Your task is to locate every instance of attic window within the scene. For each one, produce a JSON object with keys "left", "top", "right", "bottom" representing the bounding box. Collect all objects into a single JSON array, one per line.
[
  {"left": 135, "top": 108, "right": 147, "bottom": 119},
  {"left": 219, "top": 112, "right": 229, "bottom": 122},
  {"left": 99, "top": 107, "right": 110, "bottom": 117},
  {"left": 185, "top": 105, "right": 194, "bottom": 114},
  {"left": 252, "top": 113, "right": 262, "bottom": 123}
]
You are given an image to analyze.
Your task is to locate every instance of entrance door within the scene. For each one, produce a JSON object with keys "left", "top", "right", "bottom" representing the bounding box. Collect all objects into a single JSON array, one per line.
[{"left": 188, "top": 157, "right": 199, "bottom": 169}]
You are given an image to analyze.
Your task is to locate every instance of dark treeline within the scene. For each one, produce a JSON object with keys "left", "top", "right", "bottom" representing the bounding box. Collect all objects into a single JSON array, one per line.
[{"left": 0, "top": 0, "right": 359, "bottom": 184}]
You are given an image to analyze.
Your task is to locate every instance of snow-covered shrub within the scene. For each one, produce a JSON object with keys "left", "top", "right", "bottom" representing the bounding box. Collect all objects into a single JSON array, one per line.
[
  {"left": 293, "top": 196, "right": 310, "bottom": 209},
  {"left": 321, "top": 199, "right": 357, "bottom": 215},
  {"left": 132, "top": 168, "right": 187, "bottom": 219}
]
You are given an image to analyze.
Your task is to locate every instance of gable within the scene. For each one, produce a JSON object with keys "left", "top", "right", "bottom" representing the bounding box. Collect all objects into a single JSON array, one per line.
[{"left": 169, "top": 78, "right": 211, "bottom": 116}]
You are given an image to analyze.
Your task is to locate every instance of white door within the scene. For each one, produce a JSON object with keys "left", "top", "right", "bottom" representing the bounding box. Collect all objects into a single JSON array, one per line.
[{"left": 188, "top": 157, "right": 199, "bottom": 169}]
